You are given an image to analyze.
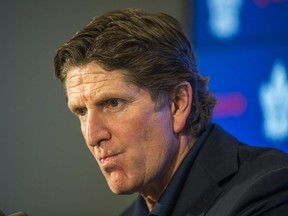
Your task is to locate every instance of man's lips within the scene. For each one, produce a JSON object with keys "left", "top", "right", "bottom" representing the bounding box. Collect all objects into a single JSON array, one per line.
[{"left": 99, "top": 153, "right": 120, "bottom": 165}]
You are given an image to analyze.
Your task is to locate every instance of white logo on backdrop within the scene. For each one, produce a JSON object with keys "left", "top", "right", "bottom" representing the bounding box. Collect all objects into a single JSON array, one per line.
[
  {"left": 206, "top": 0, "right": 244, "bottom": 39},
  {"left": 259, "top": 60, "right": 288, "bottom": 143}
]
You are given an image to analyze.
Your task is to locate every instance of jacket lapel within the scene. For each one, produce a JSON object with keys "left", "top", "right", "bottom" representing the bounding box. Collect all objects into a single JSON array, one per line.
[{"left": 172, "top": 125, "right": 239, "bottom": 216}]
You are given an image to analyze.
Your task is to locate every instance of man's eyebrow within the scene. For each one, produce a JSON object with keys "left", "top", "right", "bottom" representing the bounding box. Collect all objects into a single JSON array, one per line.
[
  {"left": 93, "top": 93, "right": 125, "bottom": 105},
  {"left": 67, "top": 92, "right": 128, "bottom": 110},
  {"left": 67, "top": 102, "right": 83, "bottom": 112}
]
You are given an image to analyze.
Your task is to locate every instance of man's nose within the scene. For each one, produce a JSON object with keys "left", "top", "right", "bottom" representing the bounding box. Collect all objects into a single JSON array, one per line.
[{"left": 82, "top": 111, "right": 111, "bottom": 147}]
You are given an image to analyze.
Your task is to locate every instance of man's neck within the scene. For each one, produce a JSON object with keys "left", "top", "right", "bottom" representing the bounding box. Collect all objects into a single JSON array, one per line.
[{"left": 141, "top": 134, "right": 196, "bottom": 212}]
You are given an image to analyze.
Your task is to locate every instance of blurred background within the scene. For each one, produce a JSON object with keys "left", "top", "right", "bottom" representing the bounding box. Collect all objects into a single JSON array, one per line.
[
  {"left": 0, "top": 0, "right": 287, "bottom": 215},
  {"left": 192, "top": 0, "right": 288, "bottom": 152}
]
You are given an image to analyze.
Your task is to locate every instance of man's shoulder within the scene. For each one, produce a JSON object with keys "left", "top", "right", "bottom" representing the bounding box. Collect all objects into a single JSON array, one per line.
[
  {"left": 234, "top": 144, "right": 288, "bottom": 193},
  {"left": 207, "top": 145, "right": 288, "bottom": 215},
  {"left": 203, "top": 127, "right": 288, "bottom": 215},
  {"left": 238, "top": 143, "right": 288, "bottom": 172},
  {"left": 209, "top": 124, "right": 288, "bottom": 184},
  {"left": 205, "top": 124, "right": 288, "bottom": 171}
]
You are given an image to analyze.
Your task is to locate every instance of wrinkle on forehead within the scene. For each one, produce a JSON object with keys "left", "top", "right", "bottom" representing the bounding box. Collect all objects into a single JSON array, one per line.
[
  {"left": 64, "top": 63, "right": 138, "bottom": 110},
  {"left": 65, "top": 63, "right": 122, "bottom": 94},
  {"left": 66, "top": 64, "right": 110, "bottom": 87},
  {"left": 67, "top": 75, "right": 113, "bottom": 95}
]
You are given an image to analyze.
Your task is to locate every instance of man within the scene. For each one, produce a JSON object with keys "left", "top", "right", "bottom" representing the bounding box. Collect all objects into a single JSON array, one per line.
[{"left": 54, "top": 8, "right": 288, "bottom": 215}]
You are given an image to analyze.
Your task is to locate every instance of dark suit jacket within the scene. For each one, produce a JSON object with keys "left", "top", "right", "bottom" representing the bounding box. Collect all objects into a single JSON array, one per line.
[{"left": 121, "top": 124, "right": 288, "bottom": 216}]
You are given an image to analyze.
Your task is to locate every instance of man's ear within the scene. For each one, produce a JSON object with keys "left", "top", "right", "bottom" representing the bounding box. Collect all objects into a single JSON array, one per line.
[{"left": 170, "top": 81, "right": 192, "bottom": 133}]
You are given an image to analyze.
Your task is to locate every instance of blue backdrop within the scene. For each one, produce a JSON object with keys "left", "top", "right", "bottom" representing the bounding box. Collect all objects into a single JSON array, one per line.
[{"left": 191, "top": 0, "right": 288, "bottom": 152}]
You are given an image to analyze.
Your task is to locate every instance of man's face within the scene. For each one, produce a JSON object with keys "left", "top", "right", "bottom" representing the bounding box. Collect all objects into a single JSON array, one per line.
[{"left": 65, "top": 62, "right": 179, "bottom": 194}]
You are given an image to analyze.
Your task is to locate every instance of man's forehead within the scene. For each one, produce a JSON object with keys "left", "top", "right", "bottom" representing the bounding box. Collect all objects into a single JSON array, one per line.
[
  {"left": 65, "top": 63, "right": 124, "bottom": 89},
  {"left": 64, "top": 63, "right": 144, "bottom": 102}
]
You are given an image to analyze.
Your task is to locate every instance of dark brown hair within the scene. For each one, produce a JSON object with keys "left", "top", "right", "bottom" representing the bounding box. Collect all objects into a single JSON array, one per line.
[{"left": 54, "top": 8, "right": 216, "bottom": 136}]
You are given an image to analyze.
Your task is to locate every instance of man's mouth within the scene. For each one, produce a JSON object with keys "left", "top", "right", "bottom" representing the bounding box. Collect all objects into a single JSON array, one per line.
[{"left": 99, "top": 153, "right": 120, "bottom": 165}]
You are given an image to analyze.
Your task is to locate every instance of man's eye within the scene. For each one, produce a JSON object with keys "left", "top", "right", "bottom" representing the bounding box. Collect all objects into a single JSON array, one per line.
[
  {"left": 103, "top": 99, "right": 126, "bottom": 112},
  {"left": 77, "top": 108, "right": 87, "bottom": 116},
  {"left": 108, "top": 99, "right": 119, "bottom": 107}
]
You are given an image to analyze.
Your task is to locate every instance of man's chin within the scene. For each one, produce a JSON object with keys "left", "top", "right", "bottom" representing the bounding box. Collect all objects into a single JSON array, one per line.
[
  {"left": 107, "top": 179, "right": 138, "bottom": 195},
  {"left": 105, "top": 171, "right": 139, "bottom": 195},
  {"left": 109, "top": 185, "right": 137, "bottom": 195}
]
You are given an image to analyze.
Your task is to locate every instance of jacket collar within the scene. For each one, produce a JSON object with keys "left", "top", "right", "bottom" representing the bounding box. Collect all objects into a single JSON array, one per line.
[{"left": 172, "top": 124, "right": 239, "bottom": 216}]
